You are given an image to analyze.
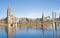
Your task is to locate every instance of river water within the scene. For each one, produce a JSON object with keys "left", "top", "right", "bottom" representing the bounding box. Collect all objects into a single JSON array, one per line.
[{"left": 0, "top": 26, "right": 60, "bottom": 38}]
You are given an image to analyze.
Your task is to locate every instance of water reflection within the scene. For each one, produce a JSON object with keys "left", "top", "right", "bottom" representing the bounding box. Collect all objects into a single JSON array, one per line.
[
  {"left": 0, "top": 25, "right": 60, "bottom": 38},
  {"left": 0, "top": 26, "right": 7, "bottom": 38}
]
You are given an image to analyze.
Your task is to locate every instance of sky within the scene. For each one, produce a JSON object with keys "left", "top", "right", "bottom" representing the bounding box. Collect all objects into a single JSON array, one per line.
[{"left": 0, "top": 0, "right": 60, "bottom": 19}]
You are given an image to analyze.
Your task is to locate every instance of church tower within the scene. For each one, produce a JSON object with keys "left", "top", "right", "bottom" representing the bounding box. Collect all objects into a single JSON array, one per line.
[
  {"left": 7, "top": 2, "right": 16, "bottom": 25},
  {"left": 7, "top": 3, "right": 11, "bottom": 24}
]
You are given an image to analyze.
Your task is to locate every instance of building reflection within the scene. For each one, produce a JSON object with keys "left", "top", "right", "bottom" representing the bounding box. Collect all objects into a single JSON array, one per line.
[
  {"left": 0, "top": 24, "right": 59, "bottom": 38},
  {"left": 5, "top": 25, "right": 16, "bottom": 38}
]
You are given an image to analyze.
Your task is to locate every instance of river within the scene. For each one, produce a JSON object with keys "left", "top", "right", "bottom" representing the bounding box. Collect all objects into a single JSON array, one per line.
[{"left": 0, "top": 26, "right": 60, "bottom": 38}]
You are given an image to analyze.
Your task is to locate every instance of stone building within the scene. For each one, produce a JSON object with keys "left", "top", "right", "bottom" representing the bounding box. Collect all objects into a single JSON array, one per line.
[
  {"left": 0, "top": 3, "right": 16, "bottom": 25},
  {"left": 7, "top": 3, "right": 16, "bottom": 25}
]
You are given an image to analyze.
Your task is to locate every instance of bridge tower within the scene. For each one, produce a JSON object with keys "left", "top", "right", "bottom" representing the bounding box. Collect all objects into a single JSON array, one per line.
[{"left": 52, "top": 12, "right": 57, "bottom": 31}]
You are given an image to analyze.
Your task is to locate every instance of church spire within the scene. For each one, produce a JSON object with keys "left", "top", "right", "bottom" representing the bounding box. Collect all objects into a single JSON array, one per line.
[
  {"left": 7, "top": 2, "right": 11, "bottom": 16},
  {"left": 42, "top": 11, "right": 44, "bottom": 20}
]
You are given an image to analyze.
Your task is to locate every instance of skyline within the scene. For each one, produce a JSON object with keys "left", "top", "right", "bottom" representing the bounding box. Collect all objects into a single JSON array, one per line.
[{"left": 0, "top": 0, "right": 60, "bottom": 19}]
